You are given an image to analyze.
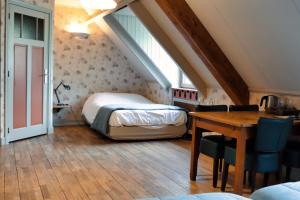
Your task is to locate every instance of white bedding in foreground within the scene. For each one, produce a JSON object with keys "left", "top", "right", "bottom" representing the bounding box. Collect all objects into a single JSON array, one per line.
[{"left": 82, "top": 93, "right": 187, "bottom": 127}]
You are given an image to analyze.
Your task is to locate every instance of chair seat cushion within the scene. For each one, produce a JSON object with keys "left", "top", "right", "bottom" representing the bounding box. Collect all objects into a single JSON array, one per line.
[
  {"left": 200, "top": 135, "right": 224, "bottom": 158},
  {"left": 250, "top": 181, "right": 300, "bottom": 200},
  {"left": 200, "top": 135, "right": 235, "bottom": 158},
  {"left": 224, "top": 146, "right": 279, "bottom": 173}
]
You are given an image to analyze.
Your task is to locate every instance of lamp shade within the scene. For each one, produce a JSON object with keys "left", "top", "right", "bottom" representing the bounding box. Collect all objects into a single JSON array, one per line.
[
  {"left": 80, "top": 0, "right": 117, "bottom": 10},
  {"left": 66, "top": 23, "right": 88, "bottom": 33},
  {"left": 66, "top": 23, "right": 90, "bottom": 39}
]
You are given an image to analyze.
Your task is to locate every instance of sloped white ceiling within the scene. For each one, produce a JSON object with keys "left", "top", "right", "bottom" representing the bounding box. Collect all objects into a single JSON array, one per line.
[
  {"left": 186, "top": 0, "right": 300, "bottom": 95},
  {"left": 140, "top": 0, "right": 219, "bottom": 88}
]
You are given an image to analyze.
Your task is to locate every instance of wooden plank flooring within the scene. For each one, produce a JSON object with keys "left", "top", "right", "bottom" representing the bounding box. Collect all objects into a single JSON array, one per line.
[{"left": 0, "top": 126, "right": 253, "bottom": 200}]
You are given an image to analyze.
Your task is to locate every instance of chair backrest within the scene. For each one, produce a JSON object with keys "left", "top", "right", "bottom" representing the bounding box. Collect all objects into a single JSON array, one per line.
[
  {"left": 196, "top": 105, "right": 228, "bottom": 112},
  {"left": 229, "top": 105, "right": 259, "bottom": 112},
  {"left": 255, "top": 117, "right": 293, "bottom": 153}
]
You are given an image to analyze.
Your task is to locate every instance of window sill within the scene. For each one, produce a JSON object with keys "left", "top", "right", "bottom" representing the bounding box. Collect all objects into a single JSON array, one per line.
[{"left": 172, "top": 87, "right": 198, "bottom": 92}]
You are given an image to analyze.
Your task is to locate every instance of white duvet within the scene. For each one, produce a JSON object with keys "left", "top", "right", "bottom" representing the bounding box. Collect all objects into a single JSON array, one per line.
[{"left": 82, "top": 93, "right": 187, "bottom": 127}]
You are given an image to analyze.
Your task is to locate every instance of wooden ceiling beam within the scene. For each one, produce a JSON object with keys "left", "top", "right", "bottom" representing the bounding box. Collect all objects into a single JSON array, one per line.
[
  {"left": 155, "top": 0, "right": 249, "bottom": 105},
  {"left": 129, "top": 1, "right": 207, "bottom": 96}
]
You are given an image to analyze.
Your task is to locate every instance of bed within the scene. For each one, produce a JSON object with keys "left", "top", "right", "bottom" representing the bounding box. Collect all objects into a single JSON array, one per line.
[{"left": 82, "top": 93, "right": 187, "bottom": 140}]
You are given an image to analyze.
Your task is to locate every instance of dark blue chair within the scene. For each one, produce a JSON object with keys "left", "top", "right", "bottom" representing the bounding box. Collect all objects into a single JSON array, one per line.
[
  {"left": 221, "top": 117, "right": 293, "bottom": 192},
  {"left": 197, "top": 105, "right": 228, "bottom": 188},
  {"left": 283, "top": 138, "right": 300, "bottom": 181},
  {"left": 229, "top": 105, "right": 259, "bottom": 112}
]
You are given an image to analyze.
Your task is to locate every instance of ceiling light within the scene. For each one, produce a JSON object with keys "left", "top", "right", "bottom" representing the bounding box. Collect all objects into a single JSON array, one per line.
[{"left": 80, "top": 0, "right": 117, "bottom": 10}]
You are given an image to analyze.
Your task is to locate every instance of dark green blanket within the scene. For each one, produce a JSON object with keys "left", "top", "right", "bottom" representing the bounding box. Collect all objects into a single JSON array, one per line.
[{"left": 91, "top": 104, "right": 185, "bottom": 134}]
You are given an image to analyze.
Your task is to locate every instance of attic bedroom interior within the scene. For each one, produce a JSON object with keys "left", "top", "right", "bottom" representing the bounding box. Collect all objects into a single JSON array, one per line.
[{"left": 0, "top": 0, "right": 300, "bottom": 199}]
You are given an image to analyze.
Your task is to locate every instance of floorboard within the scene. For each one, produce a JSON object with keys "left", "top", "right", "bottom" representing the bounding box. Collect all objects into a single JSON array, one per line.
[{"left": 0, "top": 126, "right": 256, "bottom": 200}]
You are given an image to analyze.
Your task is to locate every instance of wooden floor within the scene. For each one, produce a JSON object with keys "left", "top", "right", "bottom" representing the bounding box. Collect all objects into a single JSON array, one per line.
[{"left": 0, "top": 126, "right": 253, "bottom": 200}]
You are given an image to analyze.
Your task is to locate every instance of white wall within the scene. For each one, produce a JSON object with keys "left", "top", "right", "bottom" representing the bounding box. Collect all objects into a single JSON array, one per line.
[
  {"left": 113, "top": 12, "right": 180, "bottom": 87},
  {"left": 95, "top": 14, "right": 155, "bottom": 81}
]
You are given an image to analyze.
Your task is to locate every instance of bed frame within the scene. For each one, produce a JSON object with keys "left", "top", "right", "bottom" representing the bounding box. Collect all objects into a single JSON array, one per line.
[{"left": 106, "top": 125, "right": 187, "bottom": 140}]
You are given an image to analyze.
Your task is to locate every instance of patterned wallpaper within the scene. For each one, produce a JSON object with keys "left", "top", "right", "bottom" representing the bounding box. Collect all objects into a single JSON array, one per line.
[
  {"left": 155, "top": 86, "right": 300, "bottom": 111},
  {"left": 199, "top": 88, "right": 233, "bottom": 106},
  {"left": 151, "top": 86, "right": 234, "bottom": 106},
  {"left": 53, "top": 6, "right": 147, "bottom": 125},
  {"left": 144, "top": 82, "right": 171, "bottom": 105},
  {"left": 18, "top": 0, "right": 55, "bottom": 9}
]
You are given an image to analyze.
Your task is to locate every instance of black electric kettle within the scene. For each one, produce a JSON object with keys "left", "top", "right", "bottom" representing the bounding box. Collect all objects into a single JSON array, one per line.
[{"left": 260, "top": 95, "right": 279, "bottom": 110}]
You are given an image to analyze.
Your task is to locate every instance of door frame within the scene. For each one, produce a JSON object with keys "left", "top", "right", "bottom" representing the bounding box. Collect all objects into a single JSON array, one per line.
[{"left": 5, "top": 0, "right": 53, "bottom": 143}]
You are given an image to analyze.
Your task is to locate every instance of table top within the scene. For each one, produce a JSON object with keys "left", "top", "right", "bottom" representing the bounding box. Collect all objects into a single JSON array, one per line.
[{"left": 190, "top": 111, "right": 300, "bottom": 128}]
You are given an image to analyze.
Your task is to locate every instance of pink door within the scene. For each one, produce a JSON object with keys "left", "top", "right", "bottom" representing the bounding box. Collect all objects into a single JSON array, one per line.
[{"left": 31, "top": 47, "right": 44, "bottom": 126}]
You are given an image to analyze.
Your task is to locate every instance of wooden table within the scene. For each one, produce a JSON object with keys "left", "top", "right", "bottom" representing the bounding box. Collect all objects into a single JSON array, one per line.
[{"left": 189, "top": 111, "right": 299, "bottom": 195}]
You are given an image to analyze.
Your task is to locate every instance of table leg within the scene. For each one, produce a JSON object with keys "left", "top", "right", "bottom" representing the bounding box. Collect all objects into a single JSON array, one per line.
[
  {"left": 190, "top": 119, "right": 202, "bottom": 180},
  {"left": 234, "top": 129, "right": 247, "bottom": 195}
]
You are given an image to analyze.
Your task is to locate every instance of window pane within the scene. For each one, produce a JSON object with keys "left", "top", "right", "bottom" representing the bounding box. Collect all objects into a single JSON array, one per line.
[
  {"left": 23, "top": 15, "right": 37, "bottom": 40},
  {"left": 181, "top": 73, "right": 195, "bottom": 88},
  {"left": 182, "top": 73, "right": 192, "bottom": 85},
  {"left": 38, "top": 19, "right": 44, "bottom": 41},
  {"left": 14, "top": 13, "right": 21, "bottom": 38}
]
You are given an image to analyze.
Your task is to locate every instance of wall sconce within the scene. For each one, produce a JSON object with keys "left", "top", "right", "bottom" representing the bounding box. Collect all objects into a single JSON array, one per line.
[{"left": 66, "top": 23, "right": 90, "bottom": 39}]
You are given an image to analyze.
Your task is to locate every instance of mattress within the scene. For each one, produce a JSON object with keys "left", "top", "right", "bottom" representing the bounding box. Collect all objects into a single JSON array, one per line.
[{"left": 82, "top": 93, "right": 187, "bottom": 127}]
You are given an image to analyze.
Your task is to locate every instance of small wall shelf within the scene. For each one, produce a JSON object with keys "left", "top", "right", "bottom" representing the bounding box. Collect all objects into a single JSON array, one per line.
[{"left": 53, "top": 104, "right": 71, "bottom": 113}]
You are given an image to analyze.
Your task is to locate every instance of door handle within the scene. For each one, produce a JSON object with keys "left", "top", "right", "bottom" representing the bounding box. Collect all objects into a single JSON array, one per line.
[
  {"left": 42, "top": 69, "right": 48, "bottom": 84},
  {"left": 40, "top": 73, "right": 48, "bottom": 84}
]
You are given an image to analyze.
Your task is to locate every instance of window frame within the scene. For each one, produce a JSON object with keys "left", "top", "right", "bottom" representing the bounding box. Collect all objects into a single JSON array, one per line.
[{"left": 179, "top": 71, "right": 195, "bottom": 89}]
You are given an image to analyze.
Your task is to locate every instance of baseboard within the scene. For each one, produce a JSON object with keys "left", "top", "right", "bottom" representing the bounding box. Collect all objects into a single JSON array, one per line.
[
  {"left": 53, "top": 119, "right": 85, "bottom": 127},
  {"left": 0, "top": 137, "right": 7, "bottom": 145},
  {"left": 48, "top": 126, "right": 54, "bottom": 134}
]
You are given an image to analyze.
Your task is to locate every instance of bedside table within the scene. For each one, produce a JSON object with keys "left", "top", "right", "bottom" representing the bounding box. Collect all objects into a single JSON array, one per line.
[
  {"left": 53, "top": 104, "right": 71, "bottom": 113},
  {"left": 53, "top": 104, "right": 81, "bottom": 126}
]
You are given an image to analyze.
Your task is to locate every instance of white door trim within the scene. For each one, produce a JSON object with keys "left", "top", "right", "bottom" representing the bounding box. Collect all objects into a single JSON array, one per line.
[{"left": 5, "top": 0, "right": 53, "bottom": 143}]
